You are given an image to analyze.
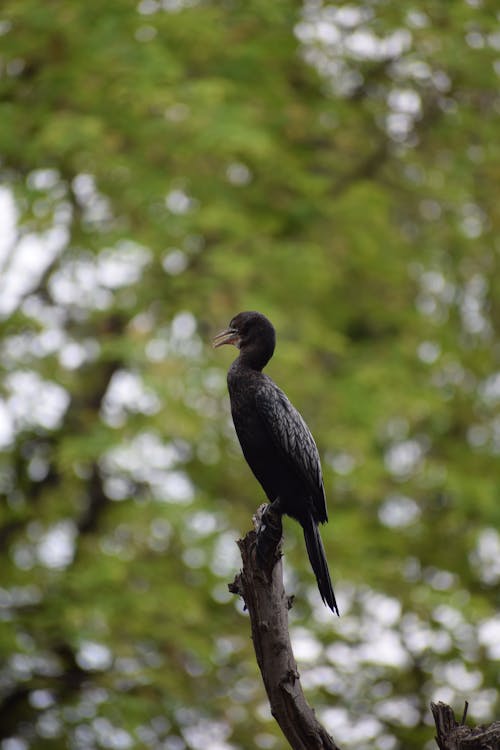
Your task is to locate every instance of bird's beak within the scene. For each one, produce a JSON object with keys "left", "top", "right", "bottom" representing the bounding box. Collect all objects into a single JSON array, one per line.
[{"left": 213, "top": 327, "right": 240, "bottom": 349}]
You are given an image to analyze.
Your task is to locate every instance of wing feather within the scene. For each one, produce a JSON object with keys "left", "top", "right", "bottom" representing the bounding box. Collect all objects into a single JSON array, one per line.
[{"left": 255, "top": 378, "right": 328, "bottom": 522}]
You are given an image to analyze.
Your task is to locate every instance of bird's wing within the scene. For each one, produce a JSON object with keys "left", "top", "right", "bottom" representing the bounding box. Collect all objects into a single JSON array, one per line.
[{"left": 255, "top": 378, "right": 328, "bottom": 523}]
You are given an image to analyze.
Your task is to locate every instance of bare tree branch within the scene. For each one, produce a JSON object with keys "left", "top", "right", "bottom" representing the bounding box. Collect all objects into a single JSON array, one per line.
[
  {"left": 229, "top": 511, "right": 500, "bottom": 749},
  {"left": 229, "top": 505, "right": 341, "bottom": 750},
  {"left": 431, "top": 701, "right": 500, "bottom": 749}
]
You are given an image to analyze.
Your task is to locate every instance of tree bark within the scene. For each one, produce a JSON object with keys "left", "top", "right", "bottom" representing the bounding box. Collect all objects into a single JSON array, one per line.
[
  {"left": 229, "top": 509, "right": 500, "bottom": 750},
  {"left": 229, "top": 504, "right": 341, "bottom": 750},
  {"left": 431, "top": 701, "right": 500, "bottom": 749}
]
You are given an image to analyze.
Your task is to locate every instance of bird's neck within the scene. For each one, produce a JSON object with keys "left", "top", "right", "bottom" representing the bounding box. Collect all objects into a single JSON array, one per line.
[{"left": 238, "top": 345, "right": 272, "bottom": 372}]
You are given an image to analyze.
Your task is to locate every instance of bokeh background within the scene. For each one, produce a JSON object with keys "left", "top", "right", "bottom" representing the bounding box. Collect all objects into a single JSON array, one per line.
[{"left": 1, "top": 1, "right": 499, "bottom": 748}]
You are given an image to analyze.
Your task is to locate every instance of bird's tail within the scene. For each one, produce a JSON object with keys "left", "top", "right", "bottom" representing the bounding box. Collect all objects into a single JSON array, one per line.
[{"left": 302, "top": 517, "right": 339, "bottom": 615}]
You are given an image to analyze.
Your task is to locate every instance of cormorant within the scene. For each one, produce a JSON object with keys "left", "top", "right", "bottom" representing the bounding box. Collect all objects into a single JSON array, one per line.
[{"left": 214, "top": 311, "right": 339, "bottom": 615}]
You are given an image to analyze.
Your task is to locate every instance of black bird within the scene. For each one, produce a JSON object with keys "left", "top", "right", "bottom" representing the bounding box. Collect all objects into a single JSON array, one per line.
[{"left": 214, "top": 311, "right": 339, "bottom": 615}]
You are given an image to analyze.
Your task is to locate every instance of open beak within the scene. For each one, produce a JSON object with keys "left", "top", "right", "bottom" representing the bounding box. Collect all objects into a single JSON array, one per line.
[{"left": 213, "top": 327, "right": 240, "bottom": 349}]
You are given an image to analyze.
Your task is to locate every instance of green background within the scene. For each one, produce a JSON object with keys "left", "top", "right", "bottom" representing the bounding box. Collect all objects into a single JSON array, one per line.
[{"left": 1, "top": 1, "right": 499, "bottom": 748}]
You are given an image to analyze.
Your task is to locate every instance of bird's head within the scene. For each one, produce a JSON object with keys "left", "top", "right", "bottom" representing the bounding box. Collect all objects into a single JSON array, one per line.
[{"left": 213, "top": 311, "right": 276, "bottom": 370}]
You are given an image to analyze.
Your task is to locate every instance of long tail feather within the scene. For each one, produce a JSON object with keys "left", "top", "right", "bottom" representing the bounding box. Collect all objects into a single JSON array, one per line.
[{"left": 302, "top": 517, "right": 339, "bottom": 615}]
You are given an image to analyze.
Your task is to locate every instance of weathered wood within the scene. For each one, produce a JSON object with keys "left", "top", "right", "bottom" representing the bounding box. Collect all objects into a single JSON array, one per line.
[
  {"left": 229, "top": 509, "right": 500, "bottom": 750},
  {"left": 431, "top": 701, "right": 500, "bottom": 749},
  {"left": 229, "top": 505, "right": 341, "bottom": 750}
]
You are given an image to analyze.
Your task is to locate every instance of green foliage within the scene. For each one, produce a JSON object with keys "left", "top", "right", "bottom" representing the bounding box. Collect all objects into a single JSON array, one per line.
[{"left": 1, "top": 1, "right": 499, "bottom": 748}]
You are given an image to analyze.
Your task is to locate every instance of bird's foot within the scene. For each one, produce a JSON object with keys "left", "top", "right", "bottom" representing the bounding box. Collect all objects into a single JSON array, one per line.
[{"left": 255, "top": 497, "right": 283, "bottom": 570}]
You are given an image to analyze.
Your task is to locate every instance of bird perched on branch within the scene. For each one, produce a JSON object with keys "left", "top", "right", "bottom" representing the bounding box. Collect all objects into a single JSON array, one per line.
[{"left": 214, "top": 311, "right": 339, "bottom": 615}]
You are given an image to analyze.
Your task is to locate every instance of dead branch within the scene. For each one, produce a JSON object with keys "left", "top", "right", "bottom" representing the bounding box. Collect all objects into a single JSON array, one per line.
[
  {"left": 431, "top": 701, "right": 500, "bottom": 749},
  {"left": 229, "top": 510, "right": 500, "bottom": 749},
  {"left": 229, "top": 504, "right": 341, "bottom": 750}
]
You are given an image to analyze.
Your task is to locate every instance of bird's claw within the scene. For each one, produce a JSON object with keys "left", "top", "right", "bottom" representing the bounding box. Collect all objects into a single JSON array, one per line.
[{"left": 256, "top": 498, "right": 283, "bottom": 570}]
